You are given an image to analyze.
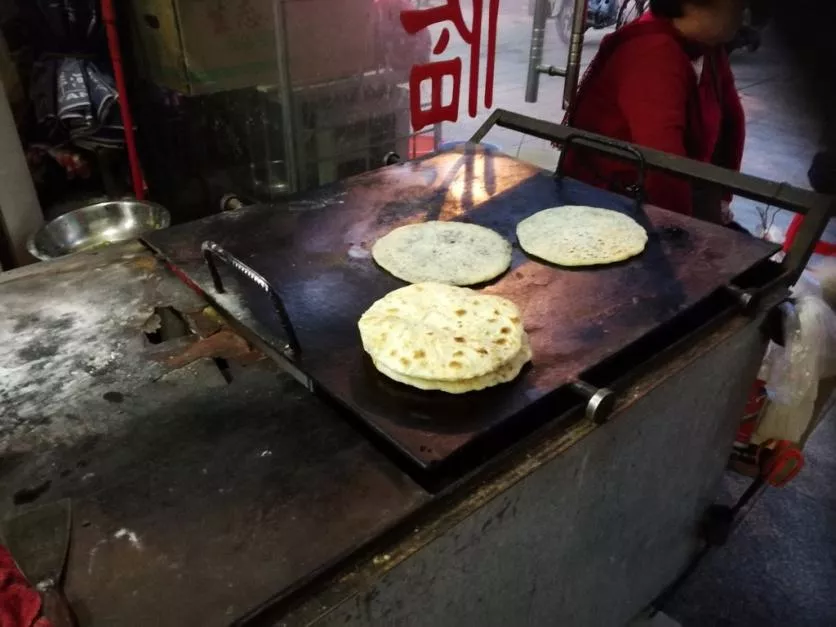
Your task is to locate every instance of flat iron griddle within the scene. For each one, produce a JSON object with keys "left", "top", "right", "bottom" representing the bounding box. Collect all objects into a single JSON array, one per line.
[{"left": 146, "top": 149, "right": 778, "bottom": 476}]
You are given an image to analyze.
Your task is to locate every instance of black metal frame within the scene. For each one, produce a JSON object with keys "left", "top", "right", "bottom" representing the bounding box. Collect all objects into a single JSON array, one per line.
[
  {"left": 555, "top": 132, "right": 647, "bottom": 211},
  {"left": 202, "top": 240, "right": 301, "bottom": 358},
  {"left": 471, "top": 109, "right": 834, "bottom": 281}
]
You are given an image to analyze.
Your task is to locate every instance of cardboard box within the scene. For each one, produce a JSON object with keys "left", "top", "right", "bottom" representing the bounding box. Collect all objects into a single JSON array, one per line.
[{"left": 130, "top": 0, "right": 380, "bottom": 95}]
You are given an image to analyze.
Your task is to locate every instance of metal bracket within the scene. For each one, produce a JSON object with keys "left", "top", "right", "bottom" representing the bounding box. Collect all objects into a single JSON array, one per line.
[
  {"left": 723, "top": 284, "right": 756, "bottom": 314},
  {"left": 201, "top": 241, "right": 301, "bottom": 359},
  {"left": 569, "top": 380, "right": 616, "bottom": 424},
  {"left": 760, "top": 299, "right": 794, "bottom": 347},
  {"left": 382, "top": 152, "right": 401, "bottom": 166},
  {"left": 537, "top": 65, "right": 567, "bottom": 77},
  {"left": 556, "top": 133, "right": 647, "bottom": 213},
  {"left": 783, "top": 196, "right": 836, "bottom": 283},
  {"left": 219, "top": 194, "right": 254, "bottom": 212}
]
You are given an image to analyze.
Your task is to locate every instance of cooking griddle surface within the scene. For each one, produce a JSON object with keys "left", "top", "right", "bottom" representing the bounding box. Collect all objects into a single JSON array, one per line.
[{"left": 146, "top": 149, "right": 778, "bottom": 472}]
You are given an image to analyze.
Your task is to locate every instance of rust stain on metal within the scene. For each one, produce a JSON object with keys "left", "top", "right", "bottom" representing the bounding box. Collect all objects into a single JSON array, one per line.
[
  {"left": 131, "top": 255, "right": 159, "bottom": 273},
  {"left": 184, "top": 307, "right": 224, "bottom": 338},
  {"left": 162, "top": 329, "right": 262, "bottom": 369}
]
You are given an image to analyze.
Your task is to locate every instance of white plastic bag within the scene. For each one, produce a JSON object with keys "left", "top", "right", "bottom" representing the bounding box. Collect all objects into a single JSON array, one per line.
[
  {"left": 808, "top": 257, "right": 836, "bottom": 310},
  {"left": 755, "top": 282, "right": 836, "bottom": 444}
]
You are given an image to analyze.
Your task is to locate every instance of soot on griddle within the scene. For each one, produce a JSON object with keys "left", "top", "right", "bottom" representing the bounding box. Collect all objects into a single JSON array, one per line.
[{"left": 662, "top": 225, "right": 688, "bottom": 240}]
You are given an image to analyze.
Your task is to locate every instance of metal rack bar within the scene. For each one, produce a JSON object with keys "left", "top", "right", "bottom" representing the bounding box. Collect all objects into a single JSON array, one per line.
[{"left": 470, "top": 109, "right": 835, "bottom": 281}]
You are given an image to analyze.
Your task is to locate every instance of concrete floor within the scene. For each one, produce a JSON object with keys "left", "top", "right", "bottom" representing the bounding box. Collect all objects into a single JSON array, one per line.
[
  {"left": 430, "top": 3, "right": 835, "bottom": 625},
  {"left": 666, "top": 415, "right": 836, "bottom": 627}
]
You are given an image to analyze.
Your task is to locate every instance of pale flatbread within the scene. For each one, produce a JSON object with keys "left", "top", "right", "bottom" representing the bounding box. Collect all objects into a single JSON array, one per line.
[
  {"left": 372, "top": 221, "right": 512, "bottom": 285},
  {"left": 374, "top": 333, "right": 532, "bottom": 394},
  {"left": 517, "top": 206, "right": 647, "bottom": 267},
  {"left": 358, "top": 283, "right": 524, "bottom": 381}
]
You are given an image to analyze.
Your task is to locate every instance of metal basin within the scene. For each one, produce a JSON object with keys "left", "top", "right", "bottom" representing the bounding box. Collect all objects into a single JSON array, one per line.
[{"left": 27, "top": 199, "right": 171, "bottom": 261}]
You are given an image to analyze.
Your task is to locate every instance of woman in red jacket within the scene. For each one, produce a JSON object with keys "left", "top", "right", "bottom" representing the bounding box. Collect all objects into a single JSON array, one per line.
[{"left": 562, "top": 0, "right": 746, "bottom": 224}]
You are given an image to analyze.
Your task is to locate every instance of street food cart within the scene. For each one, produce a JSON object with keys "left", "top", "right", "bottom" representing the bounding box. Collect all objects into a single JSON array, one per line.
[{"left": 2, "top": 109, "right": 832, "bottom": 625}]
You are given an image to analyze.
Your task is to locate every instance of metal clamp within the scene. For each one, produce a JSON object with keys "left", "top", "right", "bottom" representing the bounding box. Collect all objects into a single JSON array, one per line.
[
  {"left": 201, "top": 241, "right": 301, "bottom": 358},
  {"left": 382, "top": 152, "right": 402, "bottom": 166},
  {"left": 556, "top": 133, "right": 647, "bottom": 213},
  {"left": 761, "top": 299, "right": 794, "bottom": 347},
  {"left": 537, "top": 65, "right": 567, "bottom": 78},
  {"left": 219, "top": 193, "right": 253, "bottom": 212},
  {"left": 723, "top": 284, "right": 757, "bottom": 314},
  {"left": 569, "top": 380, "right": 616, "bottom": 424}
]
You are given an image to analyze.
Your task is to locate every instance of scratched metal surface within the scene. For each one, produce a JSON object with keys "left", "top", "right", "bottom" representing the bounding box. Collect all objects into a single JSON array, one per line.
[
  {"left": 0, "top": 245, "right": 428, "bottom": 626},
  {"left": 145, "top": 148, "right": 779, "bottom": 471}
]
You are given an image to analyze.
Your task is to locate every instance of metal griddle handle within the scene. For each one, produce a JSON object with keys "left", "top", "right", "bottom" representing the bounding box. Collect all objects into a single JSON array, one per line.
[
  {"left": 201, "top": 241, "right": 301, "bottom": 359},
  {"left": 556, "top": 133, "right": 647, "bottom": 213}
]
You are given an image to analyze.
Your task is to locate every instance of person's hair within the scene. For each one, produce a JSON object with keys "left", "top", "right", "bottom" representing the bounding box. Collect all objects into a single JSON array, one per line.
[{"left": 649, "top": 0, "right": 713, "bottom": 18}]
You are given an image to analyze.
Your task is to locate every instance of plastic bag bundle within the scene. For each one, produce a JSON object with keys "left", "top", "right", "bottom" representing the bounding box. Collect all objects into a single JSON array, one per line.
[
  {"left": 756, "top": 274, "right": 836, "bottom": 443},
  {"left": 808, "top": 257, "right": 836, "bottom": 310}
]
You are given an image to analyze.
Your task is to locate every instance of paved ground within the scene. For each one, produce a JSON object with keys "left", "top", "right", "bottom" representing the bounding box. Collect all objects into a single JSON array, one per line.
[{"left": 667, "top": 413, "right": 836, "bottom": 627}]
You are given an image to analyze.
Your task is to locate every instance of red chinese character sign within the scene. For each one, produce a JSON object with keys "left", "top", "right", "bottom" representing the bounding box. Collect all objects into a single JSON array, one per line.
[{"left": 400, "top": 0, "right": 500, "bottom": 131}]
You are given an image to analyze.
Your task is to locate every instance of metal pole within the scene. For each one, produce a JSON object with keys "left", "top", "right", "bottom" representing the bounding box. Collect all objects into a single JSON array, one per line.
[
  {"left": 525, "top": 0, "right": 587, "bottom": 108},
  {"left": 563, "top": 0, "right": 588, "bottom": 109},
  {"left": 525, "top": 0, "right": 551, "bottom": 103},
  {"left": 272, "top": 0, "right": 299, "bottom": 193},
  {"left": 0, "top": 74, "right": 41, "bottom": 268}
]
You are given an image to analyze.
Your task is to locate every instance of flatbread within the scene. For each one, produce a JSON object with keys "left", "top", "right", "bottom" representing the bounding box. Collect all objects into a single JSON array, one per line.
[
  {"left": 358, "top": 283, "right": 524, "bottom": 381},
  {"left": 516, "top": 206, "right": 647, "bottom": 266},
  {"left": 374, "top": 333, "right": 532, "bottom": 394},
  {"left": 372, "top": 221, "right": 512, "bottom": 285}
]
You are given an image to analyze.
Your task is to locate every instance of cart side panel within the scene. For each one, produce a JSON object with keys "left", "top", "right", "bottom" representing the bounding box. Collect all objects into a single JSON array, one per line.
[{"left": 307, "top": 319, "right": 766, "bottom": 627}]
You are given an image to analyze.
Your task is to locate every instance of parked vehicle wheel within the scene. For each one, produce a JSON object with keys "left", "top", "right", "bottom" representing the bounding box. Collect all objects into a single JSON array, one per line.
[
  {"left": 556, "top": 0, "right": 578, "bottom": 44},
  {"left": 616, "top": 0, "right": 645, "bottom": 29}
]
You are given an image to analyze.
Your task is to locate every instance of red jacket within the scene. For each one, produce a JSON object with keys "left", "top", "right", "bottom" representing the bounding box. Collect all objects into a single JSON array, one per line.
[{"left": 562, "top": 13, "right": 745, "bottom": 216}]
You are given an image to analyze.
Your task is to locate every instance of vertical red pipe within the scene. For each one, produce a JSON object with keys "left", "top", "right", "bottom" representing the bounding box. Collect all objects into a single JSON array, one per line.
[
  {"left": 101, "top": 0, "right": 145, "bottom": 200},
  {"left": 783, "top": 213, "right": 836, "bottom": 256}
]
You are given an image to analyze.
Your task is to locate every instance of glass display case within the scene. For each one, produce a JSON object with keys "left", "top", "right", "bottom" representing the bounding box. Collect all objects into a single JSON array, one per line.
[{"left": 130, "top": 0, "right": 436, "bottom": 219}]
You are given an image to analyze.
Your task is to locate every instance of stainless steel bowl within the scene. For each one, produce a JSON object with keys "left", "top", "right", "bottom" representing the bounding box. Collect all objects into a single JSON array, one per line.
[{"left": 27, "top": 199, "right": 171, "bottom": 261}]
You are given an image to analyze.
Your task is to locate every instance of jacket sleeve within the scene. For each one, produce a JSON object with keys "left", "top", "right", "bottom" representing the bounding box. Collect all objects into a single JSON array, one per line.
[
  {"left": 712, "top": 49, "right": 746, "bottom": 201},
  {"left": 613, "top": 37, "right": 695, "bottom": 215}
]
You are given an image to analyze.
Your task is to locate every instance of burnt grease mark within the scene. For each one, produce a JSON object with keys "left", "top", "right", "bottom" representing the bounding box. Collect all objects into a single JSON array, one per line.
[
  {"left": 11, "top": 313, "right": 74, "bottom": 335},
  {"left": 103, "top": 391, "right": 125, "bottom": 403},
  {"left": 12, "top": 313, "right": 40, "bottom": 333},
  {"left": 13, "top": 480, "right": 52, "bottom": 505},
  {"left": 659, "top": 225, "right": 692, "bottom": 250},
  {"left": 16, "top": 339, "right": 60, "bottom": 362}
]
